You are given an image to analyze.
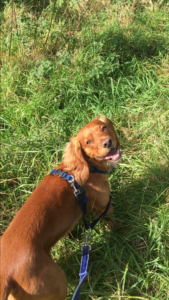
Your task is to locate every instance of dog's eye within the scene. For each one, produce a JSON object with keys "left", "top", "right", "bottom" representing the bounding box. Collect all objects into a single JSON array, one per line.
[
  {"left": 87, "top": 140, "right": 92, "bottom": 145},
  {"left": 102, "top": 126, "right": 107, "bottom": 132}
]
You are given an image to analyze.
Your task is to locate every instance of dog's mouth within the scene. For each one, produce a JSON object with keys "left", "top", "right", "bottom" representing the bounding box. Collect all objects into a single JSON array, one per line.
[{"left": 98, "top": 147, "right": 121, "bottom": 162}]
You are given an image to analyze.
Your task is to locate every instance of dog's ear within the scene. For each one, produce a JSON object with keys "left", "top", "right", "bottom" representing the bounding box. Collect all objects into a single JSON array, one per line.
[{"left": 62, "top": 136, "right": 89, "bottom": 185}]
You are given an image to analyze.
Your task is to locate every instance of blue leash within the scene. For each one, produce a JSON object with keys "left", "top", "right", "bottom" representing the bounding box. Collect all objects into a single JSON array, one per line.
[{"left": 71, "top": 234, "right": 91, "bottom": 300}]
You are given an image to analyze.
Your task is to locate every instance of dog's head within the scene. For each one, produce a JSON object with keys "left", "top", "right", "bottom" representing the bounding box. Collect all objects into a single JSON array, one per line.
[{"left": 63, "top": 116, "right": 121, "bottom": 185}]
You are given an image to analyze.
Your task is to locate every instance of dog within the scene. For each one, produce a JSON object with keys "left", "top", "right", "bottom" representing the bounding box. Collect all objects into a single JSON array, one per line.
[{"left": 0, "top": 116, "right": 121, "bottom": 300}]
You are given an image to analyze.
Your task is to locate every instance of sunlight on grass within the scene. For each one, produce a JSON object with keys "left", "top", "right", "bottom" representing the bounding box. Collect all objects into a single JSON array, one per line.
[{"left": 0, "top": 0, "right": 169, "bottom": 299}]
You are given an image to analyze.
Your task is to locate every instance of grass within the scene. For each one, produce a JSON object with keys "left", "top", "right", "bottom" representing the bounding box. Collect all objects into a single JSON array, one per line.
[{"left": 1, "top": 0, "right": 169, "bottom": 299}]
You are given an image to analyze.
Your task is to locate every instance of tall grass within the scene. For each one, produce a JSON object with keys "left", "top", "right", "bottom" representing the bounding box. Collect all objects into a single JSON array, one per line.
[{"left": 1, "top": 0, "right": 169, "bottom": 299}]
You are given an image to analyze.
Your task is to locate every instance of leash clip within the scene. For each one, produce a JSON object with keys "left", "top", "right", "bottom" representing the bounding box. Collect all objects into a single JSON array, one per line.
[
  {"left": 68, "top": 175, "right": 80, "bottom": 195},
  {"left": 81, "top": 229, "right": 91, "bottom": 250}
]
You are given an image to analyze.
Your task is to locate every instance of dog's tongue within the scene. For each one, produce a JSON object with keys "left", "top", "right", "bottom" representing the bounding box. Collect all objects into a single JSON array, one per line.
[{"left": 104, "top": 148, "right": 120, "bottom": 161}]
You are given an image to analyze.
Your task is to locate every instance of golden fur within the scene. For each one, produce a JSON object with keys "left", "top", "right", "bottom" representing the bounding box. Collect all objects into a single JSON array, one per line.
[{"left": 0, "top": 116, "right": 121, "bottom": 300}]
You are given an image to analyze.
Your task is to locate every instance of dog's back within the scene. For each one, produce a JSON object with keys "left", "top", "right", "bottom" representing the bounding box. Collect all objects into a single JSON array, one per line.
[
  {"left": 1, "top": 235, "right": 14, "bottom": 300},
  {"left": 0, "top": 174, "right": 79, "bottom": 300}
]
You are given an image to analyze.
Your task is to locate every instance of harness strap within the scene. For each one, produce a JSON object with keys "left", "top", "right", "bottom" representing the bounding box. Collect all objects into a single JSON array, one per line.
[
  {"left": 89, "top": 166, "right": 106, "bottom": 174},
  {"left": 50, "top": 168, "right": 111, "bottom": 230},
  {"left": 89, "top": 199, "right": 110, "bottom": 230}
]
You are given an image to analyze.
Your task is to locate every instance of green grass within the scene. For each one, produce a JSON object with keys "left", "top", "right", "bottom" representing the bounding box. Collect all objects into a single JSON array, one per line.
[{"left": 1, "top": 0, "right": 169, "bottom": 299}]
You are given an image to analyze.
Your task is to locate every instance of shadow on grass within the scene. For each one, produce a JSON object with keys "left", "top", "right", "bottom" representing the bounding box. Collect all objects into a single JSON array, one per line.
[
  {"left": 52, "top": 22, "right": 169, "bottom": 108},
  {"left": 66, "top": 11, "right": 169, "bottom": 64},
  {"left": 56, "top": 165, "right": 169, "bottom": 299}
]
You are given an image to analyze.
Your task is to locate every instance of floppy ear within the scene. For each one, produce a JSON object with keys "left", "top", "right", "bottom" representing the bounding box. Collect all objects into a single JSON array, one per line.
[{"left": 62, "top": 136, "right": 89, "bottom": 185}]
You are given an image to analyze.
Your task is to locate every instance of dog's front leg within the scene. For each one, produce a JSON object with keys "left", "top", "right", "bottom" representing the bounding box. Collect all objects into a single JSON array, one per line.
[
  {"left": 102, "top": 202, "right": 121, "bottom": 229},
  {"left": 94, "top": 201, "right": 121, "bottom": 229}
]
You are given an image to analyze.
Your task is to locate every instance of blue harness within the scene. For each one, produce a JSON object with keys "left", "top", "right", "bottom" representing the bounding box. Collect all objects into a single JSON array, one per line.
[
  {"left": 50, "top": 167, "right": 110, "bottom": 230},
  {"left": 50, "top": 166, "right": 111, "bottom": 300}
]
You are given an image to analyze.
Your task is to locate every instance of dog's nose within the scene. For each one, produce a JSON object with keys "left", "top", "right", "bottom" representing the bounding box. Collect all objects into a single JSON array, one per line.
[{"left": 102, "top": 138, "right": 112, "bottom": 148}]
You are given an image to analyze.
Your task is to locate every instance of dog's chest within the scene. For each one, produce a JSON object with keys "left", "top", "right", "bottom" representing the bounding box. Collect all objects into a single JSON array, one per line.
[{"left": 84, "top": 173, "right": 110, "bottom": 203}]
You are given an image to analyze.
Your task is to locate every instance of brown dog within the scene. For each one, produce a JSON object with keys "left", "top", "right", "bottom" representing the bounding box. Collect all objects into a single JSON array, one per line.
[{"left": 0, "top": 116, "right": 121, "bottom": 300}]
